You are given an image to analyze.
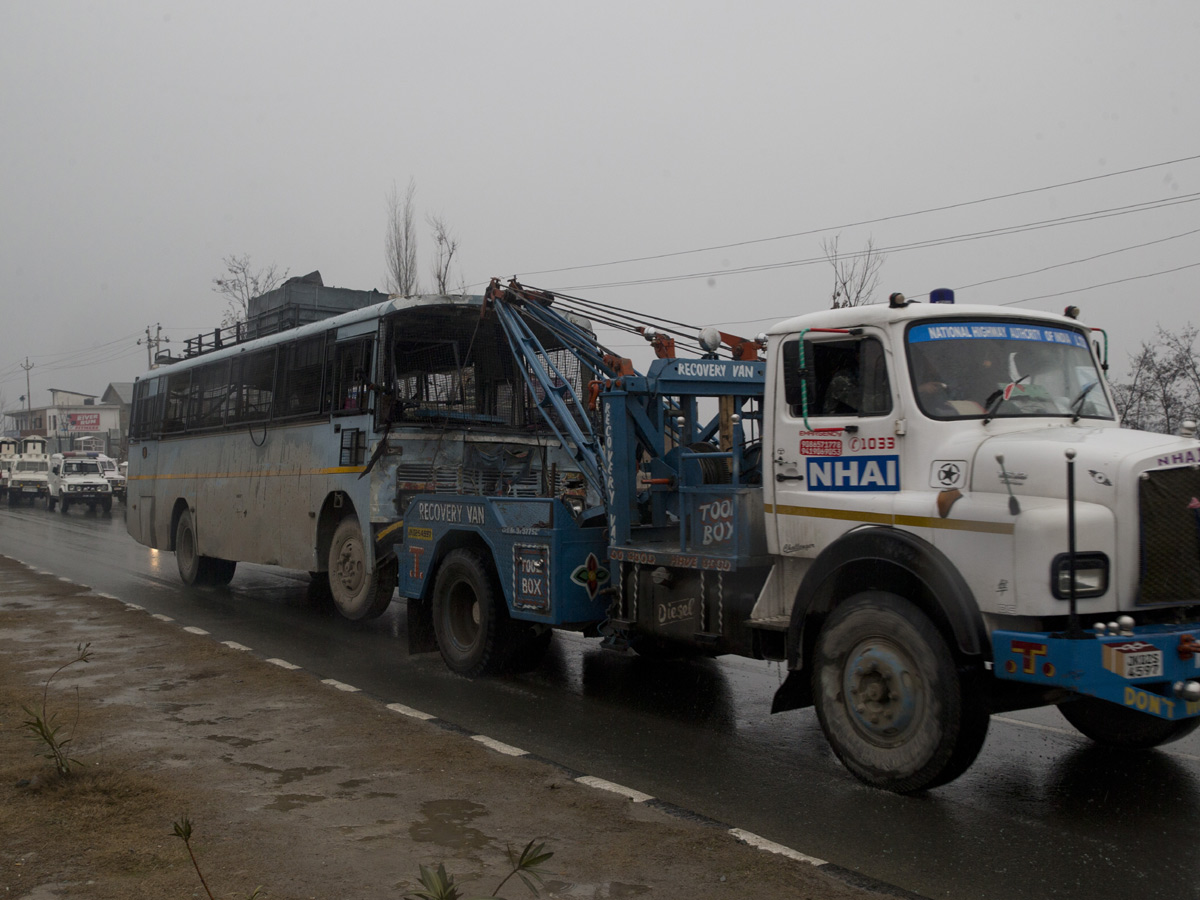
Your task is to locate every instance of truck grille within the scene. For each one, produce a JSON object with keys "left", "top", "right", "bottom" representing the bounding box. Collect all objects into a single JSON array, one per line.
[{"left": 1138, "top": 465, "right": 1200, "bottom": 605}]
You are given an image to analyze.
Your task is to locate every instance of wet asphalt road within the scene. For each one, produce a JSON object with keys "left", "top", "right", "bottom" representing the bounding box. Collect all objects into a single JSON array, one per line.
[{"left": 2, "top": 501, "right": 1198, "bottom": 900}]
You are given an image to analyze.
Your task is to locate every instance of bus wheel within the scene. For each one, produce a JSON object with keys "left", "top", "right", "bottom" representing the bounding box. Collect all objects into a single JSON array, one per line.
[
  {"left": 175, "top": 510, "right": 205, "bottom": 584},
  {"left": 432, "top": 549, "right": 510, "bottom": 677},
  {"left": 812, "top": 590, "right": 989, "bottom": 793},
  {"left": 1059, "top": 697, "right": 1200, "bottom": 748},
  {"left": 328, "top": 517, "right": 393, "bottom": 621}
]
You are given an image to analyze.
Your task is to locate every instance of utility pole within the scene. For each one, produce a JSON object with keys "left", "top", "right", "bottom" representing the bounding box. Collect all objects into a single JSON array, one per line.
[
  {"left": 137, "top": 324, "right": 170, "bottom": 368},
  {"left": 20, "top": 357, "right": 33, "bottom": 410}
]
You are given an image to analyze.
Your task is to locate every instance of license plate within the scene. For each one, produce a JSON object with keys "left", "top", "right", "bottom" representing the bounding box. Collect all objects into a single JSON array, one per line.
[
  {"left": 1103, "top": 641, "right": 1164, "bottom": 679},
  {"left": 22, "top": 486, "right": 37, "bottom": 493}
]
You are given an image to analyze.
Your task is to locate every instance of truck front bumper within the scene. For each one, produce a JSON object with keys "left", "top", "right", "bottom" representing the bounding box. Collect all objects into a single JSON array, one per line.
[{"left": 993, "top": 625, "right": 1200, "bottom": 721}]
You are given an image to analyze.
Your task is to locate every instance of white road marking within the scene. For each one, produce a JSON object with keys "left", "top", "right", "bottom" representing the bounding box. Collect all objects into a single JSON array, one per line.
[
  {"left": 730, "top": 829, "right": 827, "bottom": 866},
  {"left": 321, "top": 678, "right": 360, "bottom": 692},
  {"left": 266, "top": 658, "right": 301, "bottom": 670},
  {"left": 221, "top": 641, "right": 252, "bottom": 651},
  {"left": 386, "top": 702, "right": 435, "bottom": 720},
  {"left": 183, "top": 626, "right": 209, "bottom": 635},
  {"left": 472, "top": 735, "right": 528, "bottom": 756},
  {"left": 151, "top": 613, "right": 174, "bottom": 622},
  {"left": 575, "top": 776, "right": 653, "bottom": 803}
]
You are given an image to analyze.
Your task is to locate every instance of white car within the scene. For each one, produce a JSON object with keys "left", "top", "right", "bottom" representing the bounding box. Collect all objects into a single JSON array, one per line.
[
  {"left": 95, "top": 454, "right": 127, "bottom": 502},
  {"left": 48, "top": 452, "right": 113, "bottom": 514}
]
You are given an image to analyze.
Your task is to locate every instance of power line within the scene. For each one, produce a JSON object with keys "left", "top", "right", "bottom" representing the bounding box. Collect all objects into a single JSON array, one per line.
[
  {"left": 517, "top": 153, "right": 1200, "bottom": 278},
  {"left": 1000, "top": 261, "right": 1200, "bottom": 306},
  {"left": 554, "top": 193, "right": 1200, "bottom": 292}
]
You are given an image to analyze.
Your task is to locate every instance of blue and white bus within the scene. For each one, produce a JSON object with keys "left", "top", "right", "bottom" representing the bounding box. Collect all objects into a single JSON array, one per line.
[{"left": 125, "top": 291, "right": 598, "bottom": 636}]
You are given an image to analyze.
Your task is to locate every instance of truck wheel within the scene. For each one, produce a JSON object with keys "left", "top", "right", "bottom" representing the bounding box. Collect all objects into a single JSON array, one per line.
[
  {"left": 432, "top": 548, "right": 511, "bottom": 677},
  {"left": 1058, "top": 697, "right": 1200, "bottom": 748},
  {"left": 328, "top": 517, "right": 394, "bottom": 621},
  {"left": 60, "top": 498, "right": 69, "bottom": 514},
  {"left": 48, "top": 495, "right": 56, "bottom": 511},
  {"left": 812, "top": 591, "right": 990, "bottom": 793},
  {"left": 101, "top": 497, "right": 112, "bottom": 514}
]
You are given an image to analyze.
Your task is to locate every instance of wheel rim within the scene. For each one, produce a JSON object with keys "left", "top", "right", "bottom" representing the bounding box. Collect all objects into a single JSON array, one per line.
[
  {"left": 333, "top": 536, "right": 364, "bottom": 594},
  {"left": 445, "top": 579, "right": 482, "bottom": 652},
  {"left": 842, "top": 638, "right": 920, "bottom": 745}
]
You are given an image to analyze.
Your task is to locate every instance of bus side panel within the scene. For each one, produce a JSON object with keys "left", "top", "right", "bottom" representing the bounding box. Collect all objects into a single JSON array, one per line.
[{"left": 127, "top": 441, "right": 161, "bottom": 548}]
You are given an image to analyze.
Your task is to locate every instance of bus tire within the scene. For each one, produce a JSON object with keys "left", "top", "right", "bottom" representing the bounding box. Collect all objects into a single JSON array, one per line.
[
  {"left": 432, "top": 548, "right": 511, "bottom": 677},
  {"left": 1058, "top": 697, "right": 1200, "bottom": 748},
  {"left": 328, "top": 517, "right": 393, "bottom": 621},
  {"left": 812, "top": 590, "right": 989, "bottom": 793},
  {"left": 175, "top": 510, "right": 205, "bottom": 584}
]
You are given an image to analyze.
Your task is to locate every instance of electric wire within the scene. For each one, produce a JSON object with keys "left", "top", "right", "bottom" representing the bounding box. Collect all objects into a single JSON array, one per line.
[
  {"left": 554, "top": 193, "right": 1200, "bottom": 292},
  {"left": 517, "top": 153, "right": 1200, "bottom": 278}
]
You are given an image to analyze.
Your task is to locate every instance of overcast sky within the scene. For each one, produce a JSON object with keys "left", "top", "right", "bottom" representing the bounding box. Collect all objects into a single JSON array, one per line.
[{"left": 2, "top": 1, "right": 1197, "bottom": 412}]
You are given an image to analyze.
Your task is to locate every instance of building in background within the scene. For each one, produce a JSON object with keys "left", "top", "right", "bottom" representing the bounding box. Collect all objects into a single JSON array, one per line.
[{"left": 5, "top": 388, "right": 123, "bottom": 456}]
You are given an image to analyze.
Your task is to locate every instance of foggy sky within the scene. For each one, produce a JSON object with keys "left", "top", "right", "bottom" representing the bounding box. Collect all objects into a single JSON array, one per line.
[{"left": 2, "top": 1, "right": 1197, "bottom": 410}]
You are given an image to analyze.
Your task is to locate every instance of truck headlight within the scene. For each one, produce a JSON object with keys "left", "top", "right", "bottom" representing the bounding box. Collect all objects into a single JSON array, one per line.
[{"left": 1051, "top": 552, "right": 1109, "bottom": 599}]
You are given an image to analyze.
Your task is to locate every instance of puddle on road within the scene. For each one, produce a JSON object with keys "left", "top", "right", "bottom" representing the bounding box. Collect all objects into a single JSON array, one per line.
[
  {"left": 205, "top": 733, "right": 273, "bottom": 749},
  {"left": 409, "top": 799, "right": 492, "bottom": 851},
  {"left": 265, "top": 793, "right": 327, "bottom": 811}
]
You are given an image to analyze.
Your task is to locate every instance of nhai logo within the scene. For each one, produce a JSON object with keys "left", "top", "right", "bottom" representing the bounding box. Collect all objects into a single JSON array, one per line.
[{"left": 807, "top": 454, "right": 900, "bottom": 492}]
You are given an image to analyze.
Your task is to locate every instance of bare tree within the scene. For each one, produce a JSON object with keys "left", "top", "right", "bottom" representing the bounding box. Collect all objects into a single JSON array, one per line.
[
  {"left": 212, "top": 254, "right": 288, "bottom": 327},
  {"left": 428, "top": 214, "right": 459, "bottom": 295},
  {"left": 385, "top": 178, "right": 420, "bottom": 297},
  {"left": 822, "top": 235, "right": 887, "bottom": 308},
  {"left": 1111, "top": 324, "right": 1200, "bottom": 433}
]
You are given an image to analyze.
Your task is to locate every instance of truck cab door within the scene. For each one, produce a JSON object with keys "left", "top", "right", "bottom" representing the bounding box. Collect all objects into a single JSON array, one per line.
[{"left": 768, "top": 332, "right": 901, "bottom": 557}]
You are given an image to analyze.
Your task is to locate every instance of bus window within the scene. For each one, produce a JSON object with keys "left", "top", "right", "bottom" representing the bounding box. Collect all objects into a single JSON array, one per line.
[
  {"left": 229, "top": 349, "right": 276, "bottom": 425},
  {"left": 332, "top": 339, "right": 372, "bottom": 415},
  {"left": 275, "top": 335, "right": 326, "bottom": 419},
  {"left": 163, "top": 370, "right": 192, "bottom": 433},
  {"left": 131, "top": 376, "right": 166, "bottom": 439},
  {"left": 189, "top": 360, "right": 232, "bottom": 430}
]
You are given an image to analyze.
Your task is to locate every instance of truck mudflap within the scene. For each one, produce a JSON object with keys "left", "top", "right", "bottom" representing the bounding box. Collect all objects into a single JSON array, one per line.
[{"left": 993, "top": 626, "right": 1200, "bottom": 720}]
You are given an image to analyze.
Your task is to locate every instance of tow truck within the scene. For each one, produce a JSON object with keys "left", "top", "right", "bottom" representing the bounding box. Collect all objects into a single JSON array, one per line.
[{"left": 384, "top": 279, "right": 1200, "bottom": 792}]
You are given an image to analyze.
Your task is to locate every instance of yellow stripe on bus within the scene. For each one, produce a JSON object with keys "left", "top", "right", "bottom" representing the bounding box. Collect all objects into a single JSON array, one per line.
[
  {"left": 128, "top": 466, "right": 366, "bottom": 481},
  {"left": 764, "top": 504, "right": 1014, "bottom": 535}
]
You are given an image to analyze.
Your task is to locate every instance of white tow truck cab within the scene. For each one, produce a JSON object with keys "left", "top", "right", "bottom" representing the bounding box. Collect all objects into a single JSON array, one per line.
[
  {"left": 48, "top": 451, "right": 114, "bottom": 514},
  {"left": 0, "top": 437, "right": 18, "bottom": 500},
  {"left": 758, "top": 291, "right": 1200, "bottom": 788},
  {"left": 7, "top": 438, "right": 51, "bottom": 506}
]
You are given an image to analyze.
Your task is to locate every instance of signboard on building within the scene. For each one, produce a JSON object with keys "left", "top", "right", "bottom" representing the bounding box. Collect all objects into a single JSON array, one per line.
[{"left": 67, "top": 412, "right": 101, "bottom": 432}]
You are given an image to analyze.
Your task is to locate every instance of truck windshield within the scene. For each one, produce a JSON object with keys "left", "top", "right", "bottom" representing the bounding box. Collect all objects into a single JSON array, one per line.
[
  {"left": 17, "top": 461, "right": 48, "bottom": 472},
  {"left": 906, "top": 319, "right": 1114, "bottom": 421}
]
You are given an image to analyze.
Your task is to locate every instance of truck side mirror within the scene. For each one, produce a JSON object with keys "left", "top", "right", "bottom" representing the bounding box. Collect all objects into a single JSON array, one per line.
[{"left": 51, "top": 465, "right": 59, "bottom": 475}]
